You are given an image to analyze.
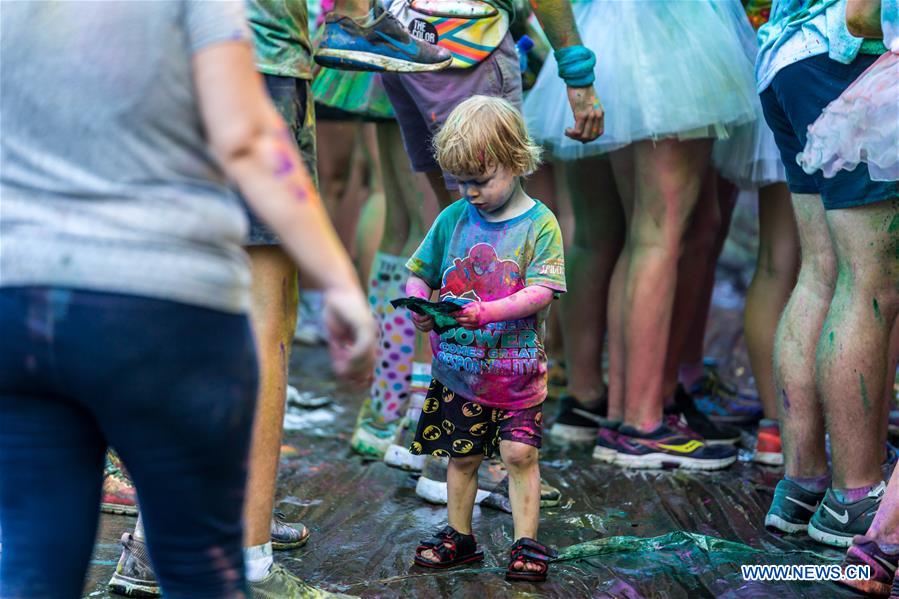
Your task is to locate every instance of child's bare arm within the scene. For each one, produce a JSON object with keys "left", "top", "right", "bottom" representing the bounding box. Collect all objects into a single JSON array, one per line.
[
  {"left": 453, "top": 285, "right": 554, "bottom": 330},
  {"left": 406, "top": 275, "right": 436, "bottom": 332}
]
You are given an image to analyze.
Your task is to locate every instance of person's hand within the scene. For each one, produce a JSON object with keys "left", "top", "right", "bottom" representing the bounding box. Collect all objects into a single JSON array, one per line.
[
  {"left": 323, "top": 287, "right": 376, "bottom": 387},
  {"left": 410, "top": 311, "right": 435, "bottom": 333},
  {"left": 565, "top": 85, "right": 604, "bottom": 143},
  {"left": 453, "top": 302, "right": 490, "bottom": 330}
]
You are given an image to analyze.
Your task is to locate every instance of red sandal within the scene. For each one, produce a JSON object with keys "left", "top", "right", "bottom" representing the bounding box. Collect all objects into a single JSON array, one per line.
[
  {"left": 505, "top": 537, "right": 557, "bottom": 582},
  {"left": 413, "top": 525, "right": 484, "bottom": 569}
]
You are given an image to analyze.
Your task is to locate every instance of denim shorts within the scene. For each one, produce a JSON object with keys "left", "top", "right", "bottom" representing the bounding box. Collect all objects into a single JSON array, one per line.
[
  {"left": 760, "top": 53, "right": 899, "bottom": 210},
  {"left": 381, "top": 33, "right": 523, "bottom": 190},
  {"left": 410, "top": 378, "right": 543, "bottom": 459},
  {"left": 244, "top": 75, "right": 318, "bottom": 245}
]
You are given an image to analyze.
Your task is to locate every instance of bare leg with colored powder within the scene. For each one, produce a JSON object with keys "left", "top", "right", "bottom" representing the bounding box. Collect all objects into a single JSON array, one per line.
[
  {"left": 613, "top": 138, "right": 712, "bottom": 431},
  {"left": 745, "top": 183, "right": 798, "bottom": 420},
  {"left": 816, "top": 200, "right": 899, "bottom": 491},
  {"left": 773, "top": 194, "right": 834, "bottom": 481},
  {"left": 500, "top": 440, "right": 542, "bottom": 572},
  {"left": 417, "top": 454, "right": 482, "bottom": 563}
]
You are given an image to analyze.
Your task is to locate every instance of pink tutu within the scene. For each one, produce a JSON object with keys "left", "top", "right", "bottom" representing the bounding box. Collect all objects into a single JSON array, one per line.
[{"left": 797, "top": 51, "right": 899, "bottom": 181}]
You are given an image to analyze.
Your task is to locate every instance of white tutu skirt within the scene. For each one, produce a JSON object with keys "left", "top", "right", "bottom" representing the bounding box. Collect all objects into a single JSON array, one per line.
[
  {"left": 524, "top": 0, "right": 758, "bottom": 160},
  {"left": 711, "top": 0, "right": 786, "bottom": 188},
  {"left": 796, "top": 51, "right": 899, "bottom": 182}
]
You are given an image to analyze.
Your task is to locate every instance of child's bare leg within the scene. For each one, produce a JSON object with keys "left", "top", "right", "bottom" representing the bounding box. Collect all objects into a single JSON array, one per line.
[
  {"left": 500, "top": 440, "right": 541, "bottom": 572},
  {"left": 418, "top": 454, "right": 482, "bottom": 562}
]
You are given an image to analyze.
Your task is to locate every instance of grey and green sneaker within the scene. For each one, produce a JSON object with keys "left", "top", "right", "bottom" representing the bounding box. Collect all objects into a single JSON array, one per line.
[
  {"left": 270, "top": 510, "right": 310, "bottom": 551},
  {"left": 808, "top": 482, "right": 886, "bottom": 547},
  {"left": 249, "top": 564, "right": 355, "bottom": 598},
  {"left": 349, "top": 400, "right": 396, "bottom": 458},
  {"left": 764, "top": 479, "right": 825, "bottom": 534},
  {"left": 108, "top": 533, "right": 160, "bottom": 597}
]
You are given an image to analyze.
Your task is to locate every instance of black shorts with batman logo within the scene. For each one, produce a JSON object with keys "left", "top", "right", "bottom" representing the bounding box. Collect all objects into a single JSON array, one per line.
[{"left": 409, "top": 379, "right": 543, "bottom": 459}]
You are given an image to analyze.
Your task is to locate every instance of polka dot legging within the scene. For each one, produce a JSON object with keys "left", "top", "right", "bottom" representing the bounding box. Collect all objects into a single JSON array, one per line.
[{"left": 368, "top": 251, "right": 416, "bottom": 424}]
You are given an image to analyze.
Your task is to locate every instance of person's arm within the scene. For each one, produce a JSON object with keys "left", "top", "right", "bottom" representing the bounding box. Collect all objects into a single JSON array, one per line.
[
  {"left": 452, "top": 285, "right": 554, "bottom": 330},
  {"left": 846, "top": 0, "right": 883, "bottom": 38},
  {"left": 528, "top": 0, "right": 603, "bottom": 142},
  {"left": 193, "top": 41, "right": 375, "bottom": 383},
  {"left": 406, "top": 275, "right": 437, "bottom": 332}
]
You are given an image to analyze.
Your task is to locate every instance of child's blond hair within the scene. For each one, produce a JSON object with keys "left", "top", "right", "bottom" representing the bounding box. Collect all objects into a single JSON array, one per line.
[{"left": 433, "top": 95, "right": 542, "bottom": 178}]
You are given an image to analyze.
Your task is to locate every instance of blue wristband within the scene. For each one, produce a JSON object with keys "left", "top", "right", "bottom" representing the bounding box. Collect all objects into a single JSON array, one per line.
[{"left": 554, "top": 45, "right": 596, "bottom": 87}]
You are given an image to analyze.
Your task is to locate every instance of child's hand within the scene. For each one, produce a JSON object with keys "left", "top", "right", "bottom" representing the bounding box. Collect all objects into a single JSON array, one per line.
[
  {"left": 410, "top": 311, "right": 435, "bottom": 333},
  {"left": 453, "top": 302, "right": 490, "bottom": 330}
]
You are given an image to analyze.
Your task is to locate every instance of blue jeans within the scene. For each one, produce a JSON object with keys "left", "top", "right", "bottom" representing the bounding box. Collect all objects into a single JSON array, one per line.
[{"left": 0, "top": 287, "right": 258, "bottom": 598}]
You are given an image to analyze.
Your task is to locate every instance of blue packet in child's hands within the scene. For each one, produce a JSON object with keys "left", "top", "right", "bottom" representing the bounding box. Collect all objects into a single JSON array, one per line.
[{"left": 390, "top": 297, "right": 463, "bottom": 334}]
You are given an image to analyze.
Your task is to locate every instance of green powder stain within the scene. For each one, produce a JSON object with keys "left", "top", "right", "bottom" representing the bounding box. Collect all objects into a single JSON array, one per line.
[
  {"left": 828, "top": 330, "right": 835, "bottom": 348},
  {"left": 859, "top": 373, "right": 870, "bottom": 413},
  {"left": 888, "top": 213, "right": 899, "bottom": 234},
  {"left": 873, "top": 298, "right": 884, "bottom": 324}
]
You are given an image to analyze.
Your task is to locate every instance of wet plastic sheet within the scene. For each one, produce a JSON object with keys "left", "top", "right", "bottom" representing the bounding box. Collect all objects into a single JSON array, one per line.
[{"left": 84, "top": 345, "right": 858, "bottom": 598}]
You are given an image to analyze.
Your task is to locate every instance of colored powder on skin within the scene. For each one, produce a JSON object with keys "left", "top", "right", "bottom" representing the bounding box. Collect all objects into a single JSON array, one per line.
[
  {"left": 873, "top": 297, "right": 884, "bottom": 324},
  {"left": 781, "top": 389, "right": 790, "bottom": 411},
  {"left": 888, "top": 213, "right": 899, "bottom": 234},
  {"left": 273, "top": 149, "right": 293, "bottom": 176},
  {"left": 859, "top": 373, "right": 870, "bottom": 413}
]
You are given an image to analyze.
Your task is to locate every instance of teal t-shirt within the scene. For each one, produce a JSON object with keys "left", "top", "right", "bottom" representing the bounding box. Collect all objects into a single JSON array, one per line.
[
  {"left": 407, "top": 199, "right": 566, "bottom": 410},
  {"left": 246, "top": 0, "right": 312, "bottom": 79}
]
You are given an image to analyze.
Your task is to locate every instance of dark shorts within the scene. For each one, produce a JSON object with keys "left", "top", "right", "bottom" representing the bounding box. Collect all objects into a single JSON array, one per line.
[
  {"left": 410, "top": 378, "right": 542, "bottom": 459},
  {"left": 760, "top": 53, "right": 899, "bottom": 210},
  {"left": 381, "top": 33, "right": 523, "bottom": 190},
  {"left": 314, "top": 101, "right": 394, "bottom": 124},
  {"left": 244, "top": 75, "right": 318, "bottom": 246}
]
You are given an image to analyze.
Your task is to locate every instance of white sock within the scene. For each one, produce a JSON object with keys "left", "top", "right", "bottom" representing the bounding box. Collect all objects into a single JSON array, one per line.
[{"left": 244, "top": 542, "right": 273, "bottom": 583}]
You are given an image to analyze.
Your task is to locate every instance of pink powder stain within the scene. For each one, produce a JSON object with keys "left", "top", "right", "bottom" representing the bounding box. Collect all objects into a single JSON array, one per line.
[{"left": 273, "top": 149, "right": 293, "bottom": 176}]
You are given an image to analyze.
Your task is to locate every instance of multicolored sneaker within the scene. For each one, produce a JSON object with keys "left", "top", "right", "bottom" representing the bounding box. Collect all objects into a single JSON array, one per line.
[
  {"left": 837, "top": 536, "right": 899, "bottom": 596},
  {"left": 764, "top": 478, "right": 825, "bottom": 534},
  {"left": 249, "top": 564, "right": 353, "bottom": 598},
  {"left": 415, "top": 456, "right": 562, "bottom": 510},
  {"left": 349, "top": 399, "right": 397, "bottom": 458},
  {"left": 753, "top": 420, "right": 783, "bottom": 466},
  {"left": 108, "top": 533, "right": 159, "bottom": 597},
  {"left": 666, "top": 385, "right": 741, "bottom": 446},
  {"left": 611, "top": 422, "right": 737, "bottom": 470},
  {"left": 314, "top": 3, "right": 452, "bottom": 73},
  {"left": 549, "top": 394, "right": 607, "bottom": 444},
  {"left": 592, "top": 421, "right": 621, "bottom": 463},
  {"left": 808, "top": 483, "right": 886, "bottom": 547},
  {"left": 102, "top": 450, "right": 138, "bottom": 517},
  {"left": 271, "top": 510, "right": 310, "bottom": 551},
  {"left": 690, "top": 359, "right": 762, "bottom": 425}
]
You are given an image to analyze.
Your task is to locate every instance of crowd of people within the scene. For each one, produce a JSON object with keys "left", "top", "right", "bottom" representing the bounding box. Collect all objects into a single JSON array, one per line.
[{"left": 1, "top": 0, "right": 897, "bottom": 597}]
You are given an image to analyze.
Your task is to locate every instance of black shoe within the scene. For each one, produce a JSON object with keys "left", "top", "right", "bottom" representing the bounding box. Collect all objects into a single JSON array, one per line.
[
  {"left": 548, "top": 393, "right": 608, "bottom": 443},
  {"left": 666, "top": 385, "right": 741, "bottom": 446}
]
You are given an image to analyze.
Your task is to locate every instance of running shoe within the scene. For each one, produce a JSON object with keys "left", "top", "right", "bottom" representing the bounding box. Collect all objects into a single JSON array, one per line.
[
  {"left": 753, "top": 420, "right": 783, "bottom": 466},
  {"left": 764, "top": 478, "right": 825, "bottom": 534},
  {"left": 611, "top": 422, "right": 737, "bottom": 470},
  {"left": 415, "top": 456, "right": 561, "bottom": 510},
  {"left": 271, "top": 510, "right": 310, "bottom": 551},
  {"left": 549, "top": 393, "right": 608, "bottom": 444},
  {"left": 286, "top": 384, "right": 332, "bottom": 409},
  {"left": 102, "top": 451, "right": 138, "bottom": 517},
  {"left": 108, "top": 533, "right": 159, "bottom": 598},
  {"left": 666, "top": 385, "right": 741, "bottom": 446},
  {"left": 808, "top": 482, "right": 886, "bottom": 547},
  {"left": 592, "top": 421, "right": 621, "bottom": 463},
  {"left": 885, "top": 443, "right": 899, "bottom": 481},
  {"left": 249, "top": 564, "right": 354, "bottom": 598},
  {"left": 384, "top": 393, "right": 426, "bottom": 472},
  {"left": 691, "top": 359, "right": 763, "bottom": 425},
  {"left": 837, "top": 535, "right": 899, "bottom": 596},
  {"left": 349, "top": 399, "right": 397, "bottom": 458},
  {"left": 314, "top": 3, "right": 452, "bottom": 73}
]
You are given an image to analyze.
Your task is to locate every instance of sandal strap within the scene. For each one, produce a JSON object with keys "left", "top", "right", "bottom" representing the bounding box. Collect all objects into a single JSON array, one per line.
[
  {"left": 511, "top": 537, "right": 557, "bottom": 559},
  {"left": 417, "top": 525, "right": 477, "bottom": 562}
]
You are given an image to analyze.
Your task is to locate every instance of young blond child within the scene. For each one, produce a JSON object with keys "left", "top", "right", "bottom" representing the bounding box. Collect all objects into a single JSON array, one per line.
[{"left": 404, "top": 96, "right": 565, "bottom": 582}]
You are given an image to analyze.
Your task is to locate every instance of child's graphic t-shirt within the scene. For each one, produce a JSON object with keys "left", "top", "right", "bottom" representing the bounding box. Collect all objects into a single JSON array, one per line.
[{"left": 407, "top": 199, "right": 566, "bottom": 409}]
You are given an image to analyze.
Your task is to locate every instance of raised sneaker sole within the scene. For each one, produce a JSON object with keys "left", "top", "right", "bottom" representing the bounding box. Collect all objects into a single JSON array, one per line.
[
  {"left": 350, "top": 426, "right": 392, "bottom": 458},
  {"left": 384, "top": 444, "right": 426, "bottom": 472},
  {"left": 753, "top": 451, "right": 784, "bottom": 466},
  {"left": 108, "top": 574, "right": 160, "bottom": 598},
  {"left": 807, "top": 521, "right": 854, "bottom": 547},
  {"left": 101, "top": 501, "right": 138, "bottom": 517},
  {"left": 613, "top": 452, "right": 736, "bottom": 471},
  {"left": 549, "top": 423, "right": 599, "bottom": 444},
  {"left": 592, "top": 445, "right": 618, "bottom": 463},
  {"left": 764, "top": 513, "right": 809, "bottom": 534},
  {"left": 416, "top": 476, "right": 492, "bottom": 506},
  {"left": 314, "top": 49, "right": 452, "bottom": 73}
]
